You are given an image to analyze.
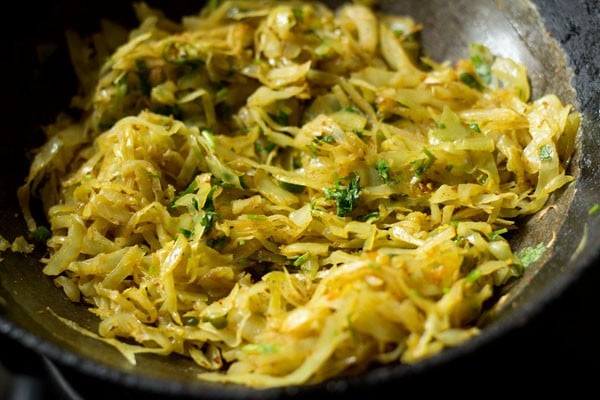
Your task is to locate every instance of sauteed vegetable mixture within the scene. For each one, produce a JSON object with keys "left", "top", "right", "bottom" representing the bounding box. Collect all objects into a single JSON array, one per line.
[{"left": 17, "top": 0, "right": 579, "bottom": 388}]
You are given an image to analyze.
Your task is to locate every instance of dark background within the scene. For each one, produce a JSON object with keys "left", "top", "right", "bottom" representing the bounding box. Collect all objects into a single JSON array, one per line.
[{"left": 1, "top": 0, "right": 599, "bottom": 398}]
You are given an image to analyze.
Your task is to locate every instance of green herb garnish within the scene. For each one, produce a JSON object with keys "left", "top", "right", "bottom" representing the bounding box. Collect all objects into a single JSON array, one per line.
[
  {"left": 279, "top": 181, "right": 306, "bottom": 194},
  {"left": 325, "top": 175, "right": 362, "bottom": 217},
  {"left": 204, "top": 314, "right": 228, "bottom": 329},
  {"left": 169, "top": 179, "right": 199, "bottom": 209},
  {"left": 469, "top": 123, "right": 481, "bottom": 133},
  {"left": 412, "top": 148, "right": 436, "bottom": 180},
  {"left": 200, "top": 186, "right": 220, "bottom": 232},
  {"left": 135, "top": 59, "right": 151, "bottom": 97},
  {"left": 539, "top": 143, "right": 554, "bottom": 161},
  {"left": 517, "top": 242, "right": 547, "bottom": 267},
  {"left": 293, "top": 253, "right": 310, "bottom": 267},
  {"left": 377, "top": 159, "right": 392, "bottom": 184},
  {"left": 183, "top": 316, "right": 199, "bottom": 326},
  {"left": 459, "top": 72, "right": 484, "bottom": 91},
  {"left": 268, "top": 109, "right": 289, "bottom": 125},
  {"left": 28, "top": 226, "right": 51, "bottom": 243}
]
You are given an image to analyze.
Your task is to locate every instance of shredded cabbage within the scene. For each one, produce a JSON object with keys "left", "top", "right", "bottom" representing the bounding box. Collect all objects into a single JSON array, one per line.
[{"left": 18, "top": 0, "right": 580, "bottom": 388}]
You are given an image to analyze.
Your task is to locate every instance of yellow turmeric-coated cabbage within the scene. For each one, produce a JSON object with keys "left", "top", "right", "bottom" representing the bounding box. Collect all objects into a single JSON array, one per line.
[{"left": 19, "top": 0, "right": 579, "bottom": 388}]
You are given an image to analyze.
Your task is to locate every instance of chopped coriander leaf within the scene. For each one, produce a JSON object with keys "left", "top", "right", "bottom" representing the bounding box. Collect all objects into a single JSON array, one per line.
[
  {"left": 216, "top": 87, "right": 228, "bottom": 99},
  {"left": 268, "top": 109, "right": 289, "bottom": 125},
  {"left": 471, "top": 55, "right": 492, "bottom": 84},
  {"left": 517, "top": 243, "right": 547, "bottom": 267},
  {"left": 292, "top": 156, "right": 302, "bottom": 169},
  {"left": 459, "top": 72, "right": 484, "bottom": 91},
  {"left": 202, "top": 129, "right": 216, "bottom": 150},
  {"left": 116, "top": 75, "right": 129, "bottom": 96},
  {"left": 377, "top": 159, "right": 392, "bottom": 184},
  {"left": 28, "top": 226, "right": 51, "bottom": 243},
  {"left": 454, "top": 235, "right": 466, "bottom": 246},
  {"left": 358, "top": 211, "right": 380, "bottom": 222},
  {"left": 511, "top": 263, "right": 525, "bottom": 277},
  {"left": 469, "top": 43, "right": 494, "bottom": 84},
  {"left": 279, "top": 181, "right": 305, "bottom": 193},
  {"left": 243, "top": 343, "right": 277, "bottom": 354},
  {"left": 314, "top": 134, "right": 335, "bottom": 144},
  {"left": 292, "top": 7, "right": 303, "bottom": 22},
  {"left": 539, "top": 143, "right": 553, "bottom": 161},
  {"left": 488, "top": 228, "right": 508, "bottom": 240},
  {"left": 264, "top": 142, "right": 276, "bottom": 152},
  {"left": 183, "top": 316, "right": 199, "bottom": 326},
  {"left": 404, "top": 33, "right": 416, "bottom": 42},
  {"left": 255, "top": 140, "right": 276, "bottom": 155},
  {"left": 204, "top": 314, "right": 228, "bottom": 329},
  {"left": 308, "top": 142, "right": 318, "bottom": 157},
  {"left": 293, "top": 253, "right": 310, "bottom": 267},
  {"left": 422, "top": 148, "right": 436, "bottom": 160},
  {"left": 180, "top": 228, "right": 194, "bottom": 238},
  {"left": 235, "top": 257, "right": 249, "bottom": 266},
  {"left": 466, "top": 269, "right": 482, "bottom": 282},
  {"left": 325, "top": 175, "right": 362, "bottom": 217},
  {"left": 200, "top": 186, "right": 221, "bottom": 231},
  {"left": 135, "top": 59, "right": 151, "bottom": 97},
  {"left": 412, "top": 148, "right": 436, "bottom": 180},
  {"left": 169, "top": 179, "right": 199, "bottom": 209},
  {"left": 469, "top": 123, "right": 481, "bottom": 133}
]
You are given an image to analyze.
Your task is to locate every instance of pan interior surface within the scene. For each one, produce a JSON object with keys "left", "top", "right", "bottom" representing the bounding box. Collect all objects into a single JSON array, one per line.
[{"left": 0, "top": 0, "right": 595, "bottom": 397}]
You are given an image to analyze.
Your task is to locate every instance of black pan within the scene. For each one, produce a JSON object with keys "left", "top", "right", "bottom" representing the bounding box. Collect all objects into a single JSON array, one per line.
[{"left": 1, "top": 0, "right": 599, "bottom": 398}]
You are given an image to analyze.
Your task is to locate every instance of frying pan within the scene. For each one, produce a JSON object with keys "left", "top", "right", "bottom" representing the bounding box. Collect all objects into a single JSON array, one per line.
[{"left": 1, "top": 0, "right": 599, "bottom": 398}]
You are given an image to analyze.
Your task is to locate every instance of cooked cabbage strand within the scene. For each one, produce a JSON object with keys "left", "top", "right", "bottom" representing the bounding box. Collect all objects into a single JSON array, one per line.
[{"left": 19, "top": 0, "right": 579, "bottom": 388}]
